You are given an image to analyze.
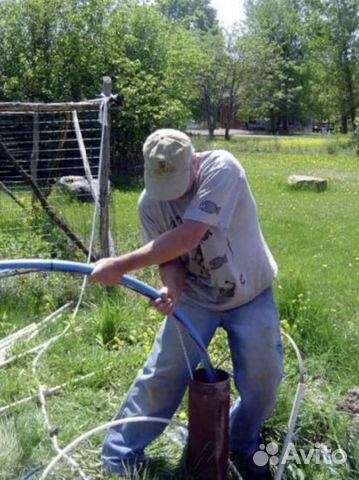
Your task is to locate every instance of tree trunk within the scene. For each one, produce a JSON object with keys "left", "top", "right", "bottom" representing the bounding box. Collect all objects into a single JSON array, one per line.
[
  {"left": 224, "top": 101, "right": 232, "bottom": 140},
  {"left": 270, "top": 111, "right": 276, "bottom": 135},
  {"left": 225, "top": 85, "right": 236, "bottom": 141},
  {"left": 203, "top": 88, "right": 215, "bottom": 140},
  {"left": 343, "top": 62, "right": 356, "bottom": 131},
  {"left": 224, "top": 126, "right": 230, "bottom": 141},
  {"left": 282, "top": 113, "right": 288, "bottom": 133},
  {"left": 208, "top": 126, "right": 215, "bottom": 140}
]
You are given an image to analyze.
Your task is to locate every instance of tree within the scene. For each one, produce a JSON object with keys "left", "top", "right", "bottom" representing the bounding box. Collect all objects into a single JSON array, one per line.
[
  {"left": 155, "top": 0, "right": 218, "bottom": 31},
  {"left": 221, "top": 25, "right": 243, "bottom": 140},
  {"left": 241, "top": 0, "right": 308, "bottom": 133},
  {"left": 107, "top": 3, "right": 204, "bottom": 175},
  {"left": 302, "top": 0, "right": 359, "bottom": 132},
  {"left": 0, "top": 0, "right": 115, "bottom": 101},
  {"left": 190, "top": 32, "right": 227, "bottom": 139},
  {"left": 0, "top": 0, "right": 204, "bottom": 176}
]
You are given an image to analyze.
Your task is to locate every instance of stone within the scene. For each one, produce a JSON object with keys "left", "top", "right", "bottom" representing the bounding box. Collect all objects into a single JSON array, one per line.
[
  {"left": 288, "top": 175, "right": 327, "bottom": 192},
  {"left": 57, "top": 175, "right": 101, "bottom": 202}
]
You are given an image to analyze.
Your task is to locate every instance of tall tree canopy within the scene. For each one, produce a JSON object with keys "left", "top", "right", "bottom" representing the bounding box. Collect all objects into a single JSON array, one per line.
[
  {"left": 301, "top": 0, "right": 358, "bottom": 132},
  {"left": 155, "top": 0, "right": 218, "bottom": 31},
  {"left": 236, "top": 0, "right": 358, "bottom": 132},
  {"left": 240, "top": 0, "right": 308, "bottom": 132},
  {"left": 0, "top": 0, "right": 357, "bottom": 174}
]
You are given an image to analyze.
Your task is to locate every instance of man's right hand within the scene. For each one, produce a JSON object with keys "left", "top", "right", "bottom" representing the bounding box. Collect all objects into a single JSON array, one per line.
[
  {"left": 151, "top": 259, "right": 186, "bottom": 316},
  {"left": 151, "top": 286, "right": 179, "bottom": 316}
]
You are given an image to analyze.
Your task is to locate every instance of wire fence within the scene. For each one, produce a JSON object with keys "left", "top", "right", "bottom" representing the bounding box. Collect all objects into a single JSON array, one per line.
[
  {"left": 0, "top": 111, "right": 100, "bottom": 181},
  {"left": 0, "top": 95, "right": 117, "bottom": 260}
]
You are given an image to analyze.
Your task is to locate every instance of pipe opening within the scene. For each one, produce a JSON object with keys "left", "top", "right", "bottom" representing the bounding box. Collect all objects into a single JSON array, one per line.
[{"left": 193, "top": 368, "right": 229, "bottom": 384}]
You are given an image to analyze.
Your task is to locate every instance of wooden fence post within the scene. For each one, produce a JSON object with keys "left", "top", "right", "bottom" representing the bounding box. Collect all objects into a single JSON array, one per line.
[
  {"left": 31, "top": 109, "right": 39, "bottom": 203},
  {"left": 99, "top": 76, "right": 113, "bottom": 258}
]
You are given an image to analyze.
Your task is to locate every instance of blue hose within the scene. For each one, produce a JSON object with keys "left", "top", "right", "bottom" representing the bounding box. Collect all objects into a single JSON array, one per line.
[
  {"left": 20, "top": 465, "right": 44, "bottom": 480},
  {"left": 0, "top": 259, "right": 216, "bottom": 382}
]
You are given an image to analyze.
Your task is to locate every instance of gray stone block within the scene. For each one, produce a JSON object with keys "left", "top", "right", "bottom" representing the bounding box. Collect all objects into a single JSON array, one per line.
[{"left": 288, "top": 175, "right": 327, "bottom": 192}]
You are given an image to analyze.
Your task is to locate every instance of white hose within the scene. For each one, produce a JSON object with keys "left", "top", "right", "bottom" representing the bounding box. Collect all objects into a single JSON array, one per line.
[
  {"left": 31, "top": 104, "right": 108, "bottom": 480},
  {"left": 35, "top": 332, "right": 304, "bottom": 480},
  {"left": 39, "top": 414, "right": 247, "bottom": 480},
  {"left": 39, "top": 416, "right": 179, "bottom": 479},
  {"left": 214, "top": 330, "right": 306, "bottom": 480},
  {"left": 274, "top": 332, "right": 306, "bottom": 480}
]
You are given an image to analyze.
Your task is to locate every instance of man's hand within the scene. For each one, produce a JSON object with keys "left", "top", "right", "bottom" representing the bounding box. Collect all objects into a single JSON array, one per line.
[
  {"left": 151, "top": 286, "right": 179, "bottom": 316},
  {"left": 89, "top": 257, "right": 126, "bottom": 286}
]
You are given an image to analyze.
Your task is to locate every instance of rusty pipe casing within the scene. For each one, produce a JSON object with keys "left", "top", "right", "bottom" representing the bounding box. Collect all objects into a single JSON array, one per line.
[{"left": 187, "top": 368, "right": 230, "bottom": 480}]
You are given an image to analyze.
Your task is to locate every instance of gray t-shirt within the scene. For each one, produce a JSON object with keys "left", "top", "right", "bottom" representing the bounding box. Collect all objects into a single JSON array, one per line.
[{"left": 138, "top": 149, "right": 277, "bottom": 311}]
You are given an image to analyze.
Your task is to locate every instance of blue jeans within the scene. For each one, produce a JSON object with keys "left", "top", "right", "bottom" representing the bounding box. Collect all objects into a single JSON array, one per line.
[{"left": 102, "top": 287, "right": 284, "bottom": 475}]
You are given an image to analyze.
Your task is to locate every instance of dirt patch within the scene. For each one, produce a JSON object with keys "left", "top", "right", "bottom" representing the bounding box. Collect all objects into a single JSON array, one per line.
[{"left": 338, "top": 388, "right": 359, "bottom": 416}]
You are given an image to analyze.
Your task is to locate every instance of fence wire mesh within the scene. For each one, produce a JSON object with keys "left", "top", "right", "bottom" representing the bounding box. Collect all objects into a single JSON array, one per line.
[{"left": 0, "top": 108, "right": 117, "bottom": 259}]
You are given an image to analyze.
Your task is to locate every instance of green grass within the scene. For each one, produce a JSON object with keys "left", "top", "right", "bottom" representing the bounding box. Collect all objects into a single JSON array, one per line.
[{"left": 0, "top": 134, "right": 358, "bottom": 479}]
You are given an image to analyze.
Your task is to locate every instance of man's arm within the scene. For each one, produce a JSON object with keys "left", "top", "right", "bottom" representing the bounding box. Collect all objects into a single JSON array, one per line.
[
  {"left": 151, "top": 259, "right": 186, "bottom": 315},
  {"left": 90, "top": 219, "right": 208, "bottom": 286},
  {"left": 159, "top": 259, "right": 186, "bottom": 293}
]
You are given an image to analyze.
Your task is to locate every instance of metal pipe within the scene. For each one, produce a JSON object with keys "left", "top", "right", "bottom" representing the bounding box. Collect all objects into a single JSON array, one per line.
[{"left": 187, "top": 368, "right": 230, "bottom": 480}]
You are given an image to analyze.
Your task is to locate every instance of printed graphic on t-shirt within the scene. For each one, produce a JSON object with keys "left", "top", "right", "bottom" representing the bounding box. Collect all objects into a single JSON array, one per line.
[
  {"left": 200, "top": 229, "right": 213, "bottom": 243},
  {"left": 199, "top": 200, "right": 221, "bottom": 215},
  {"left": 218, "top": 280, "right": 236, "bottom": 299},
  {"left": 226, "top": 238, "right": 234, "bottom": 257},
  {"left": 191, "top": 246, "right": 211, "bottom": 282},
  {"left": 209, "top": 255, "right": 228, "bottom": 270},
  {"left": 187, "top": 272, "right": 212, "bottom": 290},
  {"left": 169, "top": 214, "right": 183, "bottom": 230}
]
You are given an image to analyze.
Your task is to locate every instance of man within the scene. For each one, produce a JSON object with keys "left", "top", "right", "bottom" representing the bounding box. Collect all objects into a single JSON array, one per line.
[{"left": 90, "top": 129, "right": 283, "bottom": 479}]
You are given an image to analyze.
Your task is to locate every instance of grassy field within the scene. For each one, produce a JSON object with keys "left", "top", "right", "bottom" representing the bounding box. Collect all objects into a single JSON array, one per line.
[{"left": 0, "top": 134, "right": 358, "bottom": 479}]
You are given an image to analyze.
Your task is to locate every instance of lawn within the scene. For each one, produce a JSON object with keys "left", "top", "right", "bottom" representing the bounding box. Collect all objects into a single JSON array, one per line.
[{"left": 0, "top": 134, "right": 358, "bottom": 479}]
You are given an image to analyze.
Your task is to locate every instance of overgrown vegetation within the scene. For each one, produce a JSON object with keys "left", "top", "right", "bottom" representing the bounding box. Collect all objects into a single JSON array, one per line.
[{"left": 0, "top": 135, "right": 358, "bottom": 479}]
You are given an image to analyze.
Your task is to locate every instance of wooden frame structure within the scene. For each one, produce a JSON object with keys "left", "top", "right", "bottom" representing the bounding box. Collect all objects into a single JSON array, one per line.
[{"left": 0, "top": 77, "right": 120, "bottom": 259}]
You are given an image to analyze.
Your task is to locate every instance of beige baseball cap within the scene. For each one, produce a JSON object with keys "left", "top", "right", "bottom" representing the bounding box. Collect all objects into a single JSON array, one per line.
[{"left": 143, "top": 129, "right": 194, "bottom": 201}]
